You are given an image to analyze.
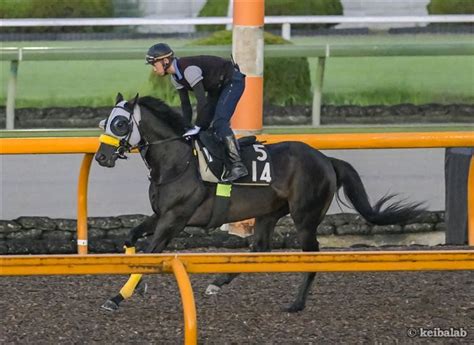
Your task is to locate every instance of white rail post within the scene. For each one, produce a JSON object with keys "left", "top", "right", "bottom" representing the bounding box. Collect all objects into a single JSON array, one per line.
[
  {"left": 226, "top": 0, "right": 234, "bottom": 30},
  {"left": 312, "top": 56, "right": 326, "bottom": 127},
  {"left": 281, "top": 22, "right": 291, "bottom": 40},
  {"left": 6, "top": 60, "right": 19, "bottom": 129}
]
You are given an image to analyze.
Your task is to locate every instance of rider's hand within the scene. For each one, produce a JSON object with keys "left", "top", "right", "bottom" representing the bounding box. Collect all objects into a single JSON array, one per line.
[{"left": 183, "top": 125, "right": 201, "bottom": 138}]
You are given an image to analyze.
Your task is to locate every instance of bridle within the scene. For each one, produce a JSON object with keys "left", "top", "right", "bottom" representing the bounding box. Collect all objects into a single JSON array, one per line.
[
  {"left": 99, "top": 102, "right": 193, "bottom": 185},
  {"left": 99, "top": 103, "right": 140, "bottom": 159}
]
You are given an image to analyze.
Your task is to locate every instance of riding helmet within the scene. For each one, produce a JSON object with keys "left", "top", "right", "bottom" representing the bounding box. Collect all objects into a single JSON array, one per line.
[{"left": 145, "top": 43, "right": 174, "bottom": 65}]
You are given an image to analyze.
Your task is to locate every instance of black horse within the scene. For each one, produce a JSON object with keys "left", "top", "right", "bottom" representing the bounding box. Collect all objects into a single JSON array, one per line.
[{"left": 95, "top": 93, "right": 424, "bottom": 312}]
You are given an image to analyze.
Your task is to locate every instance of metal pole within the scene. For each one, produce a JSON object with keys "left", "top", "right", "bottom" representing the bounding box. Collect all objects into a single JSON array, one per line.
[
  {"left": 171, "top": 257, "right": 198, "bottom": 345},
  {"left": 77, "top": 153, "right": 93, "bottom": 254},
  {"left": 6, "top": 60, "right": 19, "bottom": 129},
  {"left": 312, "top": 57, "right": 326, "bottom": 127}
]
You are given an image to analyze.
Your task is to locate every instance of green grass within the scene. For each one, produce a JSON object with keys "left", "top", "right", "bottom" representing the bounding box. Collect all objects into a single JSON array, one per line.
[
  {"left": 264, "top": 124, "right": 474, "bottom": 134},
  {"left": 1, "top": 34, "right": 473, "bottom": 108},
  {"left": 0, "top": 60, "right": 155, "bottom": 107},
  {"left": 0, "top": 38, "right": 190, "bottom": 108},
  {"left": 318, "top": 56, "right": 474, "bottom": 105},
  {"left": 291, "top": 34, "right": 474, "bottom": 45}
]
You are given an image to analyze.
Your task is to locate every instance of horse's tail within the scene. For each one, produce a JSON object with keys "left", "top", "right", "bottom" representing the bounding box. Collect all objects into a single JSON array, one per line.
[{"left": 330, "top": 157, "right": 425, "bottom": 225}]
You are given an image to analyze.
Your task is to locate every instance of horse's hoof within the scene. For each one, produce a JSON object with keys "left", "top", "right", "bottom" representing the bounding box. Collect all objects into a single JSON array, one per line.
[
  {"left": 136, "top": 282, "right": 148, "bottom": 297},
  {"left": 283, "top": 304, "right": 304, "bottom": 313},
  {"left": 101, "top": 299, "right": 120, "bottom": 312},
  {"left": 205, "top": 284, "right": 221, "bottom": 295}
]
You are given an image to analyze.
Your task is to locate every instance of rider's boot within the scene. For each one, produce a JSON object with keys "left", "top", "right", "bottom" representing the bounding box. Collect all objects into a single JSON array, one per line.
[{"left": 222, "top": 134, "right": 248, "bottom": 182}]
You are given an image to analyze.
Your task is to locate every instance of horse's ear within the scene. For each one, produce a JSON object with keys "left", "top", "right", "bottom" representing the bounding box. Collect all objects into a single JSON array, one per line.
[
  {"left": 130, "top": 93, "right": 140, "bottom": 108},
  {"left": 115, "top": 92, "right": 124, "bottom": 104}
]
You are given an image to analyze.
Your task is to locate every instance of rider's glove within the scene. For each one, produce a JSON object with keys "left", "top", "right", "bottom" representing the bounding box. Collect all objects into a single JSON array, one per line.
[{"left": 183, "top": 125, "right": 201, "bottom": 138}]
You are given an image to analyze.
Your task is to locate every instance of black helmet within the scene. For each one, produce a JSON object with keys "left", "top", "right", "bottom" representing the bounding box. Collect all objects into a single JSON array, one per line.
[{"left": 145, "top": 43, "right": 174, "bottom": 65}]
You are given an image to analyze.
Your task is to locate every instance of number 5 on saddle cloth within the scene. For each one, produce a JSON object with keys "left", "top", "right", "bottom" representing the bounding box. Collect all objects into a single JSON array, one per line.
[{"left": 193, "top": 130, "right": 273, "bottom": 186}]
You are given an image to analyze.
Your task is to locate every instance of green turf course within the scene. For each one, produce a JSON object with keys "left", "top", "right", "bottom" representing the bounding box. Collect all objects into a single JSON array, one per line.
[
  {"left": 0, "top": 34, "right": 473, "bottom": 108},
  {"left": 2, "top": 124, "right": 472, "bottom": 138}
]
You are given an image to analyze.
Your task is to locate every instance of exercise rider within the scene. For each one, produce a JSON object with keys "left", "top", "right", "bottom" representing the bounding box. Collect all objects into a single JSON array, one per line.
[{"left": 145, "top": 43, "right": 248, "bottom": 182}]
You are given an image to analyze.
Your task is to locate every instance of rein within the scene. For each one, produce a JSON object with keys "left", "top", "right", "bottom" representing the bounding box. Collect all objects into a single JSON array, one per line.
[
  {"left": 137, "top": 135, "right": 183, "bottom": 149},
  {"left": 139, "top": 138, "right": 194, "bottom": 186},
  {"left": 132, "top": 131, "right": 195, "bottom": 186}
]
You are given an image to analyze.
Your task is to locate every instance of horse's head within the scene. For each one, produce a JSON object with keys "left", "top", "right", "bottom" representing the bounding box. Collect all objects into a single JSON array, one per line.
[
  {"left": 95, "top": 93, "right": 141, "bottom": 168},
  {"left": 96, "top": 93, "right": 190, "bottom": 168}
]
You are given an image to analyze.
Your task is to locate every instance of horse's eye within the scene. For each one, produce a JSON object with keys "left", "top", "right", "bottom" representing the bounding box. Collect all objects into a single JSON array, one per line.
[{"left": 110, "top": 116, "right": 130, "bottom": 136}]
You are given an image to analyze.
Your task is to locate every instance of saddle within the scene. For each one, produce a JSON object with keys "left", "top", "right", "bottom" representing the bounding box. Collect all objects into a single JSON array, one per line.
[{"left": 193, "top": 130, "right": 272, "bottom": 186}]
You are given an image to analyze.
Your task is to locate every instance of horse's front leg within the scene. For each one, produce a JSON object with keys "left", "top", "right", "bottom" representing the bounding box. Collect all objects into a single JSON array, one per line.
[
  {"left": 123, "top": 214, "right": 159, "bottom": 249},
  {"left": 119, "top": 215, "right": 159, "bottom": 298},
  {"left": 101, "top": 210, "right": 191, "bottom": 312}
]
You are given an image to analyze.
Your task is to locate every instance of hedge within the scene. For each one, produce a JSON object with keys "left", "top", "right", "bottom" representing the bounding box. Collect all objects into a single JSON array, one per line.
[
  {"left": 427, "top": 0, "right": 474, "bottom": 14},
  {"left": 0, "top": 0, "right": 114, "bottom": 33},
  {"left": 197, "top": 0, "right": 343, "bottom": 32}
]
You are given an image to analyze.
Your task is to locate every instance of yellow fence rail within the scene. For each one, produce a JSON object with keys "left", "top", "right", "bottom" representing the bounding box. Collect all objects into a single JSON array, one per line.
[
  {"left": 2, "top": 251, "right": 474, "bottom": 276},
  {"left": 1, "top": 251, "right": 473, "bottom": 345},
  {"left": 1, "top": 131, "right": 473, "bottom": 253},
  {"left": 1, "top": 131, "right": 473, "bottom": 154}
]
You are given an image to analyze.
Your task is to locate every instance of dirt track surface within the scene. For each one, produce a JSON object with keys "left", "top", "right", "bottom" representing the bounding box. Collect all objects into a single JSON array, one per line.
[{"left": 2, "top": 248, "right": 473, "bottom": 344}]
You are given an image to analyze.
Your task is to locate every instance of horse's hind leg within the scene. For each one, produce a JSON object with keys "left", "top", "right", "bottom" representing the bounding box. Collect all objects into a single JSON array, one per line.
[
  {"left": 206, "top": 207, "right": 288, "bottom": 295},
  {"left": 285, "top": 228, "right": 319, "bottom": 313},
  {"left": 286, "top": 203, "right": 329, "bottom": 313}
]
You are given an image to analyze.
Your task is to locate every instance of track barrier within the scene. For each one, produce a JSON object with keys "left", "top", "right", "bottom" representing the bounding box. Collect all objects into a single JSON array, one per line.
[{"left": 1, "top": 251, "right": 473, "bottom": 344}]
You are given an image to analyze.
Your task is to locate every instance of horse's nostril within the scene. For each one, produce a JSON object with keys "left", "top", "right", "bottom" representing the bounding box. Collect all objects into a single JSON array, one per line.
[{"left": 97, "top": 153, "right": 106, "bottom": 161}]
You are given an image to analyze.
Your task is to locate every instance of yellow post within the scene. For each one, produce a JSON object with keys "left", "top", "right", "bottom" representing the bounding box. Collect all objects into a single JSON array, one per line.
[
  {"left": 77, "top": 153, "right": 93, "bottom": 254},
  {"left": 171, "top": 257, "right": 197, "bottom": 345},
  {"left": 232, "top": 0, "right": 264, "bottom": 133},
  {"left": 468, "top": 155, "right": 474, "bottom": 246}
]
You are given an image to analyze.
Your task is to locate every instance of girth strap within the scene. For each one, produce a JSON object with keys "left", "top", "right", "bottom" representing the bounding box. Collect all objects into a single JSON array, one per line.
[{"left": 206, "top": 183, "right": 232, "bottom": 228}]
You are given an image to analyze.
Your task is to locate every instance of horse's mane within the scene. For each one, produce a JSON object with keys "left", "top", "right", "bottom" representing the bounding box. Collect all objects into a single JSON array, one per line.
[{"left": 138, "top": 96, "right": 189, "bottom": 134}]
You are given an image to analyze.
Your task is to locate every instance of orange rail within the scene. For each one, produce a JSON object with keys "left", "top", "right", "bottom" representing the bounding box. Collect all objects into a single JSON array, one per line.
[
  {"left": 0, "top": 137, "right": 99, "bottom": 154},
  {"left": 1, "top": 132, "right": 473, "bottom": 154},
  {"left": 169, "top": 257, "right": 198, "bottom": 345},
  {"left": 259, "top": 131, "right": 474, "bottom": 149},
  {"left": 2, "top": 251, "right": 473, "bottom": 276}
]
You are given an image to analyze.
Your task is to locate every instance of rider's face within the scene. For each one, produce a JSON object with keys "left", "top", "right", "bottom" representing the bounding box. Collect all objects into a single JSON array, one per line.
[{"left": 152, "top": 59, "right": 166, "bottom": 76}]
